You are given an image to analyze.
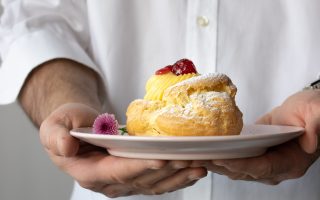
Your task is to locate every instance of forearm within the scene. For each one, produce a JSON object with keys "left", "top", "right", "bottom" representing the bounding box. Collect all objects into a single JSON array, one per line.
[{"left": 19, "top": 59, "right": 103, "bottom": 126}]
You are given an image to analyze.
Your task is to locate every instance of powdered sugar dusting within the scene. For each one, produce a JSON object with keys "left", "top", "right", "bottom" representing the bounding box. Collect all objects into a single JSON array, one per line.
[
  {"left": 191, "top": 91, "right": 230, "bottom": 106},
  {"left": 159, "top": 91, "right": 231, "bottom": 119},
  {"left": 172, "top": 73, "right": 227, "bottom": 88},
  {"left": 157, "top": 73, "right": 236, "bottom": 120},
  {"left": 158, "top": 104, "right": 196, "bottom": 119}
]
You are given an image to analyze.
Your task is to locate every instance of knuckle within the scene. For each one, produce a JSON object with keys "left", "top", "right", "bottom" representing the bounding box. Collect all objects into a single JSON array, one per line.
[
  {"left": 169, "top": 160, "right": 190, "bottom": 169},
  {"left": 150, "top": 188, "right": 165, "bottom": 195},
  {"left": 103, "top": 185, "right": 132, "bottom": 198},
  {"left": 78, "top": 180, "right": 98, "bottom": 191},
  {"left": 109, "top": 173, "right": 124, "bottom": 184},
  {"left": 189, "top": 167, "right": 207, "bottom": 179},
  {"left": 148, "top": 160, "right": 167, "bottom": 169},
  {"left": 196, "top": 167, "right": 208, "bottom": 177},
  {"left": 44, "top": 132, "right": 56, "bottom": 153},
  {"left": 104, "top": 188, "right": 121, "bottom": 198},
  {"left": 291, "top": 169, "right": 306, "bottom": 179},
  {"left": 109, "top": 173, "right": 130, "bottom": 185},
  {"left": 55, "top": 111, "right": 72, "bottom": 127}
]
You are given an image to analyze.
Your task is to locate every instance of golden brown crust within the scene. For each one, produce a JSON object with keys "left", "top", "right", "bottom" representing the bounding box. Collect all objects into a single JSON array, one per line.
[{"left": 126, "top": 73, "right": 243, "bottom": 136}]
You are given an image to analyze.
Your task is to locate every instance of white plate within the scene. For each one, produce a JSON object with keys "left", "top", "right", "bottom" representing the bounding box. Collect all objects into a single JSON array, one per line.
[{"left": 70, "top": 125, "right": 304, "bottom": 160}]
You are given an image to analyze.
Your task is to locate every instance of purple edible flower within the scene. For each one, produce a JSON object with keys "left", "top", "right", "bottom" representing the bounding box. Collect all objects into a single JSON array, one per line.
[{"left": 93, "top": 113, "right": 119, "bottom": 135}]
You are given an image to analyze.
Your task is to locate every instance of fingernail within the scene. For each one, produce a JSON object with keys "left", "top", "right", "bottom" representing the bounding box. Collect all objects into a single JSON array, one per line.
[
  {"left": 150, "top": 165, "right": 165, "bottom": 170},
  {"left": 149, "top": 160, "right": 166, "bottom": 170},
  {"left": 150, "top": 165, "right": 162, "bottom": 170},
  {"left": 172, "top": 163, "right": 186, "bottom": 169}
]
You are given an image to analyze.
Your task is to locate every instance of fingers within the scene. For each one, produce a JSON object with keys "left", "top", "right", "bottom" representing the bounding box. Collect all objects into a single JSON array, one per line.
[
  {"left": 255, "top": 105, "right": 317, "bottom": 154},
  {"left": 66, "top": 157, "right": 205, "bottom": 197},
  {"left": 40, "top": 121, "right": 80, "bottom": 156},
  {"left": 140, "top": 167, "right": 207, "bottom": 195},
  {"left": 300, "top": 115, "right": 320, "bottom": 154},
  {"left": 65, "top": 156, "right": 167, "bottom": 189},
  {"left": 212, "top": 143, "right": 292, "bottom": 181},
  {"left": 194, "top": 158, "right": 278, "bottom": 182},
  {"left": 131, "top": 161, "right": 191, "bottom": 188},
  {"left": 213, "top": 157, "right": 273, "bottom": 180},
  {"left": 256, "top": 91, "right": 320, "bottom": 154},
  {"left": 299, "top": 132, "right": 318, "bottom": 154},
  {"left": 209, "top": 140, "right": 317, "bottom": 184},
  {"left": 103, "top": 158, "right": 168, "bottom": 184},
  {"left": 207, "top": 162, "right": 280, "bottom": 184},
  {"left": 40, "top": 103, "right": 99, "bottom": 156},
  {"left": 39, "top": 103, "right": 209, "bottom": 198},
  {"left": 99, "top": 166, "right": 206, "bottom": 198}
]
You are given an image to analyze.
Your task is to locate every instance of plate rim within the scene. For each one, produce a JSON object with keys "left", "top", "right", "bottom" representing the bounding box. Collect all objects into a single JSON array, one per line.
[{"left": 70, "top": 124, "right": 304, "bottom": 142}]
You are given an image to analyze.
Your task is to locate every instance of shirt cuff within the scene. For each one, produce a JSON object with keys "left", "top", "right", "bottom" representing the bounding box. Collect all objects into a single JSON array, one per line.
[{"left": 0, "top": 29, "right": 100, "bottom": 105}]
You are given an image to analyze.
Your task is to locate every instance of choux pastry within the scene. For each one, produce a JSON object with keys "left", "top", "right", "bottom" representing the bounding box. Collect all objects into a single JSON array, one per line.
[{"left": 126, "top": 59, "right": 243, "bottom": 136}]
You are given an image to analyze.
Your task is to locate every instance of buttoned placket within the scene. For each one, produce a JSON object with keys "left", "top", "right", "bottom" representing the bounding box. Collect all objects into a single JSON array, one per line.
[
  {"left": 184, "top": 1, "right": 219, "bottom": 200},
  {"left": 185, "top": 0, "right": 219, "bottom": 74}
]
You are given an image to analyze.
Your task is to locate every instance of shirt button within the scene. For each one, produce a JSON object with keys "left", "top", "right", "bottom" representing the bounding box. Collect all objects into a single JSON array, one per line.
[{"left": 197, "top": 16, "right": 210, "bottom": 27}]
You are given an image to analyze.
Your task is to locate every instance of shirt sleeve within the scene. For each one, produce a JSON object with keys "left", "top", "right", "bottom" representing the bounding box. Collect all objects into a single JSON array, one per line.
[{"left": 0, "top": 0, "right": 101, "bottom": 105}]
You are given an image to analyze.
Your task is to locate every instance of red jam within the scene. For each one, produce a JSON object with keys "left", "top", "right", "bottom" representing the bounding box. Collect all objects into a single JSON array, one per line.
[
  {"left": 155, "top": 59, "right": 197, "bottom": 75},
  {"left": 172, "top": 59, "right": 197, "bottom": 75},
  {"left": 155, "top": 65, "right": 173, "bottom": 75}
]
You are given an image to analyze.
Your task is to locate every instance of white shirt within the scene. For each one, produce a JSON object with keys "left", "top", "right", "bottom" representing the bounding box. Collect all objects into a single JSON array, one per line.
[{"left": 0, "top": 0, "right": 319, "bottom": 200}]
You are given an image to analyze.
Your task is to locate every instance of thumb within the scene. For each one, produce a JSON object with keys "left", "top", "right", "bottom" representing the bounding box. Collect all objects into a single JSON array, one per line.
[
  {"left": 299, "top": 115, "right": 320, "bottom": 154},
  {"left": 40, "top": 103, "right": 99, "bottom": 157},
  {"left": 256, "top": 105, "right": 319, "bottom": 154}
]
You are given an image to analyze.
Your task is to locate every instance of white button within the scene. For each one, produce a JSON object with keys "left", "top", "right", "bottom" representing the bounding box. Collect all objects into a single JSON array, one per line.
[{"left": 197, "top": 16, "right": 209, "bottom": 27}]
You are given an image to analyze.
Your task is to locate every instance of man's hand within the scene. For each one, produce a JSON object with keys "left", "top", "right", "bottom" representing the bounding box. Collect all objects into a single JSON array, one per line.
[
  {"left": 41, "top": 103, "right": 206, "bottom": 197},
  {"left": 193, "top": 90, "right": 320, "bottom": 185},
  {"left": 19, "top": 59, "right": 206, "bottom": 198}
]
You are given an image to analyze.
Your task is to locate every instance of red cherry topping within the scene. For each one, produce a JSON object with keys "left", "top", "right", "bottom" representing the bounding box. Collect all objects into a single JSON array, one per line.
[
  {"left": 155, "top": 65, "right": 173, "bottom": 75},
  {"left": 155, "top": 59, "right": 197, "bottom": 75},
  {"left": 172, "top": 59, "right": 197, "bottom": 75}
]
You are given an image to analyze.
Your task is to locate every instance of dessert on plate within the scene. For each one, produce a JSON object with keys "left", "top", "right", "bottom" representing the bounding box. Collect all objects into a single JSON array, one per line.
[{"left": 126, "top": 59, "right": 243, "bottom": 136}]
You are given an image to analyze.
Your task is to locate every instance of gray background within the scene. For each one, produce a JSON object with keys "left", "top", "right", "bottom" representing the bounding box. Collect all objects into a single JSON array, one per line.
[
  {"left": 0, "top": 3, "right": 73, "bottom": 200},
  {"left": 0, "top": 103, "right": 73, "bottom": 200}
]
